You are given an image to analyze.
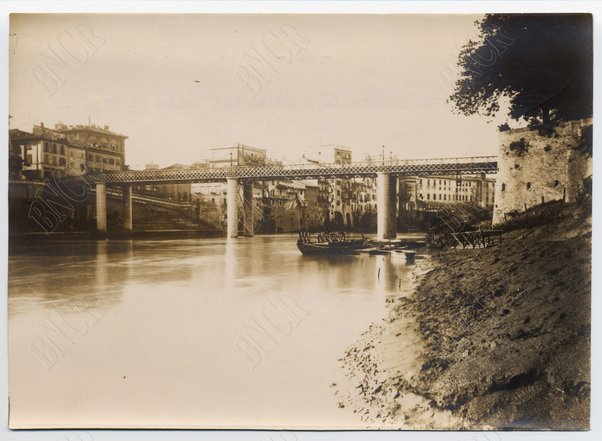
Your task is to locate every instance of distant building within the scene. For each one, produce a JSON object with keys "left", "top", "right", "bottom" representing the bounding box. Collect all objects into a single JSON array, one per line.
[
  {"left": 9, "top": 122, "right": 127, "bottom": 180},
  {"left": 302, "top": 145, "right": 357, "bottom": 227},
  {"left": 209, "top": 144, "right": 267, "bottom": 167},
  {"left": 135, "top": 162, "right": 210, "bottom": 202},
  {"left": 399, "top": 174, "right": 495, "bottom": 210},
  {"left": 54, "top": 123, "right": 126, "bottom": 173}
]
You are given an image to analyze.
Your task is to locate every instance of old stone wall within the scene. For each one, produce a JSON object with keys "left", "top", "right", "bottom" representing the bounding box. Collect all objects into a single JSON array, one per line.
[{"left": 492, "top": 118, "right": 592, "bottom": 225}]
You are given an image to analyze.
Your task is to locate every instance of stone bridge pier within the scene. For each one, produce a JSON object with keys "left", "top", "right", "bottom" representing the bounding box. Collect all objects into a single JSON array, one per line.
[
  {"left": 95, "top": 182, "right": 133, "bottom": 232},
  {"left": 226, "top": 178, "right": 255, "bottom": 239},
  {"left": 376, "top": 172, "right": 397, "bottom": 241},
  {"left": 96, "top": 182, "right": 107, "bottom": 232}
]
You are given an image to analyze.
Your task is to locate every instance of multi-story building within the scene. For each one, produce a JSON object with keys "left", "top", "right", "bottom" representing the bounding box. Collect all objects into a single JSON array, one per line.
[
  {"left": 54, "top": 123, "right": 126, "bottom": 173},
  {"left": 9, "top": 122, "right": 126, "bottom": 180},
  {"left": 302, "top": 144, "right": 356, "bottom": 227},
  {"left": 399, "top": 174, "right": 496, "bottom": 210},
  {"left": 209, "top": 144, "right": 267, "bottom": 168}
]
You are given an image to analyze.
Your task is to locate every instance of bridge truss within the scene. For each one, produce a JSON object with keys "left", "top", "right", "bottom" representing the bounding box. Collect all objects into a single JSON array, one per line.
[{"left": 92, "top": 156, "right": 498, "bottom": 185}]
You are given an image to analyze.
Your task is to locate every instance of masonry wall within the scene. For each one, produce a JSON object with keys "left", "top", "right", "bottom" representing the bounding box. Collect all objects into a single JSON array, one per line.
[{"left": 492, "top": 118, "right": 592, "bottom": 225}]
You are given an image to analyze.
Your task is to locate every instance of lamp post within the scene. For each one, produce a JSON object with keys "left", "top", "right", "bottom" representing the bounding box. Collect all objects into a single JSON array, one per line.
[{"left": 230, "top": 151, "right": 233, "bottom": 166}]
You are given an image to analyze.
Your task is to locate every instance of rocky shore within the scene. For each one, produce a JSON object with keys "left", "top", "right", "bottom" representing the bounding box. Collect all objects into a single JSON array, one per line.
[{"left": 338, "top": 203, "right": 591, "bottom": 429}]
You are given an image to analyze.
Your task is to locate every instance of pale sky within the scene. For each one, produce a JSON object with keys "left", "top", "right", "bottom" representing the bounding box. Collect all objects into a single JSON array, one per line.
[{"left": 9, "top": 14, "right": 511, "bottom": 169}]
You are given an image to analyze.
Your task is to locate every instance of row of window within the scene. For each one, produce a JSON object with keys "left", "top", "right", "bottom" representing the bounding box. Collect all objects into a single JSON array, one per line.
[
  {"left": 43, "top": 142, "right": 65, "bottom": 155},
  {"left": 423, "top": 193, "right": 476, "bottom": 202},
  {"left": 43, "top": 142, "right": 121, "bottom": 167},
  {"left": 420, "top": 178, "right": 480, "bottom": 189}
]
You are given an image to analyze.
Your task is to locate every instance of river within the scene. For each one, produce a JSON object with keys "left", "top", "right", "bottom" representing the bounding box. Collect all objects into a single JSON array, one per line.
[{"left": 8, "top": 234, "right": 421, "bottom": 429}]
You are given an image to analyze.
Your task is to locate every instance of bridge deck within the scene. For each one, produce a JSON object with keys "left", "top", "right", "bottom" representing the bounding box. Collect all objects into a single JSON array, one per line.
[{"left": 93, "top": 156, "right": 498, "bottom": 184}]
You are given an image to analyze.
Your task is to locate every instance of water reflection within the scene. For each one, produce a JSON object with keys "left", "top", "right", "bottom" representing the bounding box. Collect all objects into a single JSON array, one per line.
[
  {"left": 224, "top": 238, "right": 236, "bottom": 290},
  {"left": 8, "top": 234, "right": 422, "bottom": 428}
]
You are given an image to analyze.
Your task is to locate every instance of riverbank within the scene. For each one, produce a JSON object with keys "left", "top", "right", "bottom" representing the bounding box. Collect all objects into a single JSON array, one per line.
[{"left": 338, "top": 203, "right": 591, "bottom": 429}]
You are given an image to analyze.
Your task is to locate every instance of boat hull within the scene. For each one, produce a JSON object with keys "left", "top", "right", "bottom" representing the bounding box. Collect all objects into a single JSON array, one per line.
[{"left": 297, "top": 241, "right": 363, "bottom": 256}]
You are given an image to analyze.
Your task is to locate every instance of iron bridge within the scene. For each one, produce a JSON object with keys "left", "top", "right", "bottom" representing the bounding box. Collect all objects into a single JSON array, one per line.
[{"left": 92, "top": 156, "right": 498, "bottom": 184}]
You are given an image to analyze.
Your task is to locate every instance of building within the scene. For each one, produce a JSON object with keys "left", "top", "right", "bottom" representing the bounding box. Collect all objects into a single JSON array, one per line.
[
  {"left": 135, "top": 162, "right": 210, "bottom": 202},
  {"left": 54, "top": 122, "right": 126, "bottom": 172},
  {"left": 302, "top": 144, "right": 356, "bottom": 227},
  {"left": 9, "top": 122, "right": 127, "bottom": 181},
  {"left": 209, "top": 144, "right": 267, "bottom": 168},
  {"left": 399, "top": 174, "right": 496, "bottom": 210}
]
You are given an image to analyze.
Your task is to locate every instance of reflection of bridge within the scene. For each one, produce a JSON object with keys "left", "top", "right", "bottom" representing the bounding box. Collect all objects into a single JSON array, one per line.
[{"left": 92, "top": 156, "right": 498, "bottom": 239}]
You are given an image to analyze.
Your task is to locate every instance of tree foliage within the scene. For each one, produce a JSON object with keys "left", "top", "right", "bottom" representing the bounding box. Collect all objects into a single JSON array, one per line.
[{"left": 449, "top": 14, "right": 593, "bottom": 126}]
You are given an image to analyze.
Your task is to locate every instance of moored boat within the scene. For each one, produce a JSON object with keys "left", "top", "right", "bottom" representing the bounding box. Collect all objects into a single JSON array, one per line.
[
  {"left": 296, "top": 241, "right": 361, "bottom": 256},
  {"left": 296, "top": 231, "right": 367, "bottom": 256}
]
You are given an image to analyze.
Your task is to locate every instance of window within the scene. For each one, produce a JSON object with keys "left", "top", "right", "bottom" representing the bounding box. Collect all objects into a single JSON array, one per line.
[
  {"left": 427, "top": 194, "right": 430, "bottom": 200},
  {"left": 527, "top": 182, "right": 532, "bottom": 190},
  {"left": 501, "top": 183, "right": 506, "bottom": 191},
  {"left": 44, "top": 142, "right": 48, "bottom": 152}
]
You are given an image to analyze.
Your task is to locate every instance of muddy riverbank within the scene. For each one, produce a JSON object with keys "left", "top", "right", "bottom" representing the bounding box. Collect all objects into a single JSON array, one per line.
[{"left": 338, "top": 203, "right": 591, "bottom": 429}]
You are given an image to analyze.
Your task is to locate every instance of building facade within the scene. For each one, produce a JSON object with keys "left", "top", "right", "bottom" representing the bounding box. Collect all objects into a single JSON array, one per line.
[
  {"left": 9, "top": 122, "right": 127, "bottom": 181},
  {"left": 209, "top": 144, "right": 268, "bottom": 167},
  {"left": 399, "top": 174, "right": 496, "bottom": 211}
]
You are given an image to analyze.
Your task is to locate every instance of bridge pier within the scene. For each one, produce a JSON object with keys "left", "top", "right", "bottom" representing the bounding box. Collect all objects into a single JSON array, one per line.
[
  {"left": 226, "top": 178, "right": 239, "bottom": 238},
  {"left": 377, "top": 172, "right": 397, "bottom": 241},
  {"left": 123, "top": 184, "right": 133, "bottom": 231},
  {"left": 243, "top": 180, "right": 254, "bottom": 236},
  {"left": 96, "top": 182, "right": 107, "bottom": 232}
]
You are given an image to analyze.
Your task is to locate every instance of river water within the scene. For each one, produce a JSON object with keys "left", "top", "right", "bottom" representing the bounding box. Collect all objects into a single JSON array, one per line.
[{"left": 8, "top": 234, "right": 420, "bottom": 429}]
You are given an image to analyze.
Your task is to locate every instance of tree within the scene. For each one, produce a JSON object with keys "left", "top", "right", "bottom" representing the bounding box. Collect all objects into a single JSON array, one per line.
[{"left": 448, "top": 14, "right": 593, "bottom": 126}]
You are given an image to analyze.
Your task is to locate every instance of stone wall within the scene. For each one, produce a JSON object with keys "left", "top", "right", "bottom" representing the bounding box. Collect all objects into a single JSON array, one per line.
[{"left": 492, "top": 118, "right": 592, "bottom": 225}]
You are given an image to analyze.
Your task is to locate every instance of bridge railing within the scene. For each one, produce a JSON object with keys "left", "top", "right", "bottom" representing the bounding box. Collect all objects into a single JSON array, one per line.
[
  {"left": 95, "top": 155, "right": 498, "bottom": 183},
  {"left": 277, "top": 155, "right": 497, "bottom": 171}
]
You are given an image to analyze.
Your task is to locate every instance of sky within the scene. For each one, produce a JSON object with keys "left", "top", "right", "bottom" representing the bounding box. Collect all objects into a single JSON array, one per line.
[{"left": 9, "top": 14, "right": 512, "bottom": 169}]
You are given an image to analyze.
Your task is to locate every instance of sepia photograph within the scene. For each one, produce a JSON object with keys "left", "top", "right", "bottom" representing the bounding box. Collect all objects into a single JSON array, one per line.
[{"left": 5, "top": 8, "right": 594, "bottom": 433}]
